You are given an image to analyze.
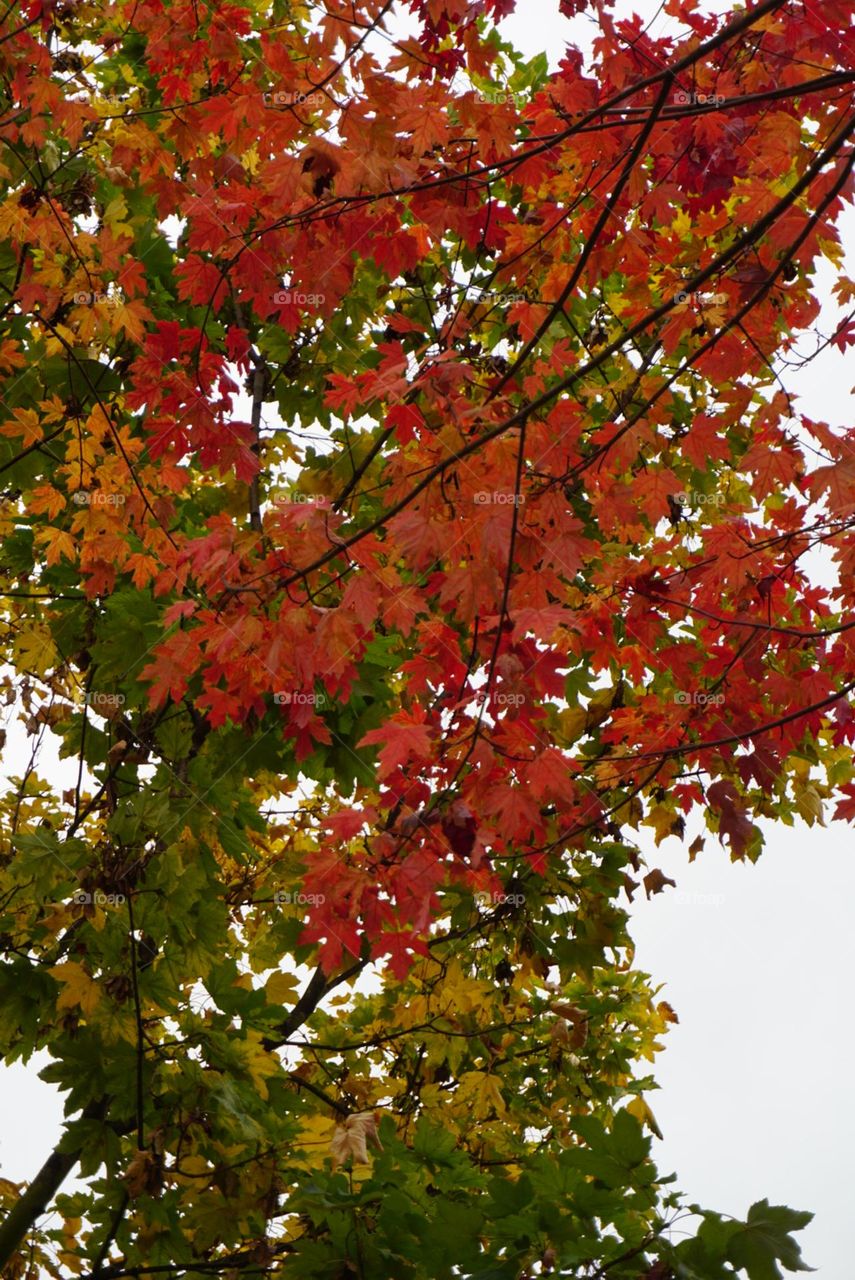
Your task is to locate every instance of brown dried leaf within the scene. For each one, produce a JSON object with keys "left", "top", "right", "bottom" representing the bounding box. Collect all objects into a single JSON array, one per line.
[
  {"left": 330, "top": 1111, "right": 383, "bottom": 1168},
  {"left": 643, "top": 868, "right": 677, "bottom": 898}
]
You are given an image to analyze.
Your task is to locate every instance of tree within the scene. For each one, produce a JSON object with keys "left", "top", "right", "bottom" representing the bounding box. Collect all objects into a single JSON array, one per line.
[{"left": 0, "top": 0, "right": 853, "bottom": 1274}]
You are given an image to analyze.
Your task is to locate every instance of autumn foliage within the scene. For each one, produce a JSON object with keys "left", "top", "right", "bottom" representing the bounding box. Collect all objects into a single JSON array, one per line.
[{"left": 0, "top": 0, "right": 853, "bottom": 1275}]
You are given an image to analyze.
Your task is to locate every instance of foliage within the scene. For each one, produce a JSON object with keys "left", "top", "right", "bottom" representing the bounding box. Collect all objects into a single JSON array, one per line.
[{"left": 0, "top": 0, "right": 853, "bottom": 1275}]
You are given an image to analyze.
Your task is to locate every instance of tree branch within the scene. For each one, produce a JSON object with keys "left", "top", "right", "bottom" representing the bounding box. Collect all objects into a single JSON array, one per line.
[{"left": 0, "top": 1098, "right": 110, "bottom": 1274}]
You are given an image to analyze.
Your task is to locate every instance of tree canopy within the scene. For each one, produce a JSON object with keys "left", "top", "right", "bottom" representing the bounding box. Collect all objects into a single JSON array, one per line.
[{"left": 0, "top": 0, "right": 853, "bottom": 1276}]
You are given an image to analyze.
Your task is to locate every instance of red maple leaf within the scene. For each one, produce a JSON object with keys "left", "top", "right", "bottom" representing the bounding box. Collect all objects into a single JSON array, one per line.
[{"left": 359, "top": 712, "right": 433, "bottom": 779}]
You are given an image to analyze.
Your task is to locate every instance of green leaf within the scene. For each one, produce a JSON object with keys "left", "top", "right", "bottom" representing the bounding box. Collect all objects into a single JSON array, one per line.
[{"left": 727, "top": 1201, "right": 815, "bottom": 1279}]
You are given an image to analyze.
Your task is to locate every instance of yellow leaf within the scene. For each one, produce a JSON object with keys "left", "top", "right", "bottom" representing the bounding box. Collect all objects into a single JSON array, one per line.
[
  {"left": 671, "top": 208, "right": 693, "bottom": 239},
  {"left": 72, "top": 303, "right": 97, "bottom": 343},
  {"left": 557, "top": 706, "right": 587, "bottom": 744},
  {"left": 174, "top": 1154, "right": 210, "bottom": 1185},
  {"left": 644, "top": 803, "right": 681, "bottom": 846},
  {"left": 625, "top": 1095, "right": 663, "bottom": 1140},
  {"left": 265, "top": 970, "right": 299, "bottom": 1005},
  {"left": 240, "top": 143, "right": 260, "bottom": 177},
  {"left": 12, "top": 624, "right": 57, "bottom": 677},
  {"left": 40, "top": 905, "right": 74, "bottom": 935},
  {"left": 456, "top": 1071, "right": 506, "bottom": 1119},
  {"left": 296, "top": 1112, "right": 338, "bottom": 1158},
  {"left": 50, "top": 961, "right": 101, "bottom": 1016},
  {"left": 795, "top": 782, "right": 825, "bottom": 827},
  {"left": 240, "top": 1030, "right": 280, "bottom": 1100},
  {"left": 103, "top": 194, "right": 129, "bottom": 225}
]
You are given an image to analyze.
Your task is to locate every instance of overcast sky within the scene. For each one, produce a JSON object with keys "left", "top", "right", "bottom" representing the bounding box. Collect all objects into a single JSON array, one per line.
[{"left": 2, "top": 1, "right": 853, "bottom": 1275}]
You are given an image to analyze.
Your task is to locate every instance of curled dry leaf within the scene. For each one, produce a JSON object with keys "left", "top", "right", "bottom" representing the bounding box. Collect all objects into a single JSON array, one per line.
[
  {"left": 643, "top": 868, "right": 677, "bottom": 899},
  {"left": 550, "top": 1003, "right": 588, "bottom": 1049},
  {"left": 123, "top": 1149, "right": 163, "bottom": 1199},
  {"left": 330, "top": 1110, "right": 383, "bottom": 1168}
]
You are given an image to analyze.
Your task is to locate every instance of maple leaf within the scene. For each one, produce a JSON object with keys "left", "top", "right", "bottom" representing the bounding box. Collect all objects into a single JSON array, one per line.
[
  {"left": 49, "top": 962, "right": 101, "bottom": 1017},
  {"left": 141, "top": 630, "right": 202, "bottom": 707},
  {"left": 0, "top": 408, "right": 42, "bottom": 446},
  {"left": 386, "top": 402, "right": 424, "bottom": 444},
  {"left": 12, "top": 624, "right": 57, "bottom": 678},
  {"left": 805, "top": 458, "right": 855, "bottom": 515},
  {"left": 831, "top": 318, "right": 855, "bottom": 353},
  {"left": 625, "top": 1095, "right": 663, "bottom": 1140},
  {"left": 643, "top": 868, "right": 677, "bottom": 899},
  {"left": 481, "top": 784, "right": 541, "bottom": 842},
  {"left": 110, "top": 299, "right": 153, "bottom": 343},
  {"left": 834, "top": 786, "right": 855, "bottom": 822},
  {"left": 381, "top": 930, "right": 430, "bottom": 979},
  {"left": 324, "top": 373, "right": 365, "bottom": 419},
  {"left": 526, "top": 748, "right": 576, "bottom": 804},
  {"left": 358, "top": 713, "right": 433, "bottom": 778},
  {"left": 322, "top": 808, "right": 377, "bottom": 840},
  {"left": 707, "top": 780, "right": 758, "bottom": 861},
  {"left": 330, "top": 1111, "right": 383, "bottom": 1168},
  {"left": 36, "top": 526, "right": 77, "bottom": 567}
]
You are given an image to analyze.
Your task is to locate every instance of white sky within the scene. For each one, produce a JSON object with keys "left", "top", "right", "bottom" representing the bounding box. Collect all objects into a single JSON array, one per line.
[{"left": 2, "top": 1, "right": 853, "bottom": 1275}]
